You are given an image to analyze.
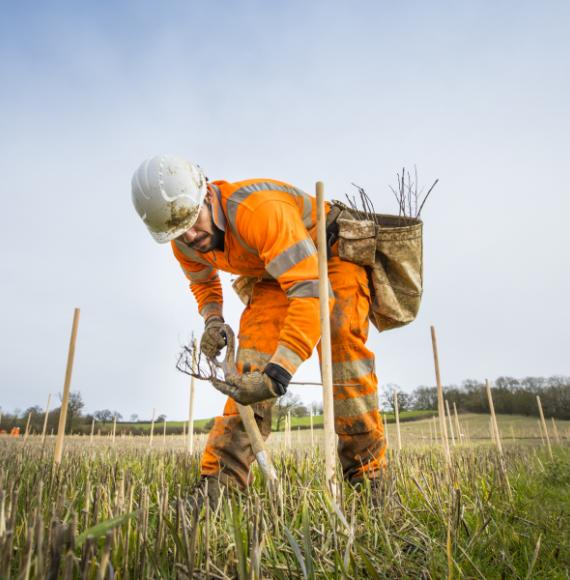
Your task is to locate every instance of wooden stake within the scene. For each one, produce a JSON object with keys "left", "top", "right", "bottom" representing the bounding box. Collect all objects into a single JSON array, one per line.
[
  {"left": 430, "top": 326, "right": 451, "bottom": 465},
  {"left": 112, "top": 415, "right": 117, "bottom": 446},
  {"left": 162, "top": 419, "right": 167, "bottom": 444},
  {"left": 485, "top": 380, "right": 504, "bottom": 455},
  {"left": 383, "top": 413, "right": 390, "bottom": 447},
  {"left": 393, "top": 389, "right": 402, "bottom": 452},
  {"left": 90, "top": 419, "right": 95, "bottom": 445},
  {"left": 41, "top": 393, "right": 52, "bottom": 444},
  {"left": 536, "top": 396, "right": 553, "bottom": 459},
  {"left": 54, "top": 307, "right": 80, "bottom": 465},
  {"left": 309, "top": 409, "right": 314, "bottom": 446},
  {"left": 452, "top": 402, "right": 462, "bottom": 443},
  {"left": 149, "top": 408, "right": 156, "bottom": 448},
  {"left": 445, "top": 399, "right": 456, "bottom": 446},
  {"left": 316, "top": 181, "right": 338, "bottom": 498},
  {"left": 486, "top": 379, "right": 513, "bottom": 500},
  {"left": 187, "top": 340, "right": 197, "bottom": 454},
  {"left": 23, "top": 412, "right": 32, "bottom": 442}
]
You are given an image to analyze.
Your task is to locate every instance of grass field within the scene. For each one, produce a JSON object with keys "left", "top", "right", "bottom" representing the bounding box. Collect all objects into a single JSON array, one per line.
[
  {"left": 1, "top": 414, "right": 569, "bottom": 578},
  {"left": 108, "top": 409, "right": 436, "bottom": 435},
  {"left": 101, "top": 413, "right": 568, "bottom": 449}
]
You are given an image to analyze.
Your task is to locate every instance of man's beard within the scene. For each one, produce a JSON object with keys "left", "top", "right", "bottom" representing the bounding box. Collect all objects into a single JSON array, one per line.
[{"left": 192, "top": 226, "right": 225, "bottom": 253}]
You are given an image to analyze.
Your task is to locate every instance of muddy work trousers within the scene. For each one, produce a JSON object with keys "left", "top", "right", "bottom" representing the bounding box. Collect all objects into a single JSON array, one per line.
[{"left": 200, "top": 255, "right": 387, "bottom": 488}]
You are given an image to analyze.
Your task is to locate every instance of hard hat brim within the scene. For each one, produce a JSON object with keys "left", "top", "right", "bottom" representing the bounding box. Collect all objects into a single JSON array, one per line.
[
  {"left": 148, "top": 204, "right": 202, "bottom": 244},
  {"left": 131, "top": 155, "right": 208, "bottom": 244}
]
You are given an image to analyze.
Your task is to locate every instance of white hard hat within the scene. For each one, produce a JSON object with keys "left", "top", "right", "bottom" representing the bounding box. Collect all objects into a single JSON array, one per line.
[{"left": 131, "top": 155, "right": 208, "bottom": 243}]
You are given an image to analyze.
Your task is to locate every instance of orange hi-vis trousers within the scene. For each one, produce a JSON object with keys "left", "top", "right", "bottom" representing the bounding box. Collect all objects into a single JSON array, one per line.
[{"left": 200, "top": 254, "right": 387, "bottom": 488}]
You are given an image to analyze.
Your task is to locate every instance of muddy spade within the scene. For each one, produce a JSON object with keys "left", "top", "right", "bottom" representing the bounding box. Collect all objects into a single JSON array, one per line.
[{"left": 207, "top": 325, "right": 279, "bottom": 489}]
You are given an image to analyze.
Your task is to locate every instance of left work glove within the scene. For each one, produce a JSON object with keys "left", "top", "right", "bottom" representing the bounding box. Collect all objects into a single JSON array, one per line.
[
  {"left": 212, "top": 363, "right": 291, "bottom": 406},
  {"left": 200, "top": 316, "right": 227, "bottom": 359}
]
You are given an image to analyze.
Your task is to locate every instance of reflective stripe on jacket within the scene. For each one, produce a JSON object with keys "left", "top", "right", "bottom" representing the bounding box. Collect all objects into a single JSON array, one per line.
[{"left": 171, "top": 178, "right": 331, "bottom": 374}]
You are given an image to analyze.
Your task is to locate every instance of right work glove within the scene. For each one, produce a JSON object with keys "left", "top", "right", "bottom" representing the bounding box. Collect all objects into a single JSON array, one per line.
[
  {"left": 200, "top": 316, "right": 227, "bottom": 359},
  {"left": 211, "top": 363, "right": 292, "bottom": 406}
]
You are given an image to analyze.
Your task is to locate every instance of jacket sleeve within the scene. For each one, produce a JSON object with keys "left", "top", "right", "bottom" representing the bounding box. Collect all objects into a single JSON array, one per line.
[
  {"left": 239, "top": 199, "right": 334, "bottom": 376},
  {"left": 171, "top": 241, "right": 223, "bottom": 320}
]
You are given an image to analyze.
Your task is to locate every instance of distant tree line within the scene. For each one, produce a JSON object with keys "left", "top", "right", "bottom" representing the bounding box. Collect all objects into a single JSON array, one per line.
[
  {"left": 0, "top": 393, "right": 178, "bottom": 436},
  {"left": 385, "top": 376, "right": 569, "bottom": 420},
  {"left": 0, "top": 390, "right": 320, "bottom": 436},
  {"left": 0, "top": 392, "right": 87, "bottom": 435}
]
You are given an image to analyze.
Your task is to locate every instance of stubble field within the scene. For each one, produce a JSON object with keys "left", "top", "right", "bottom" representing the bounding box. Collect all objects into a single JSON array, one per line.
[{"left": 1, "top": 414, "right": 569, "bottom": 578}]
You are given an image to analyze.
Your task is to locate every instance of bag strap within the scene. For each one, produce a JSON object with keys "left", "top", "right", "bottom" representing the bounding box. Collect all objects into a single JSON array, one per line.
[{"left": 324, "top": 201, "right": 352, "bottom": 257}]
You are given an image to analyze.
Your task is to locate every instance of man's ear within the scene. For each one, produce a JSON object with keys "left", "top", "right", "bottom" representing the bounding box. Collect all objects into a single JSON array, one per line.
[{"left": 205, "top": 185, "right": 214, "bottom": 203}]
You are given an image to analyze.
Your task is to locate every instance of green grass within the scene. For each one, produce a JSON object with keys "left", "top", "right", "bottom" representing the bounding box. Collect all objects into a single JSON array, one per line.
[
  {"left": 273, "top": 409, "right": 435, "bottom": 430},
  {"left": 114, "top": 418, "right": 213, "bottom": 432},
  {"left": 107, "top": 409, "right": 436, "bottom": 434},
  {"left": 0, "top": 437, "right": 568, "bottom": 577}
]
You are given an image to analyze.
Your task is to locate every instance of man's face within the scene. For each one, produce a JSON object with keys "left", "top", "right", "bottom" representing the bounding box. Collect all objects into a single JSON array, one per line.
[{"left": 179, "top": 195, "right": 223, "bottom": 253}]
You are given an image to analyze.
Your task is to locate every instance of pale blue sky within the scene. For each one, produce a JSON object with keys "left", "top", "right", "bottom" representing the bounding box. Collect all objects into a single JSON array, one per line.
[{"left": 1, "top": 1, "right": 569, "bottom": 420}]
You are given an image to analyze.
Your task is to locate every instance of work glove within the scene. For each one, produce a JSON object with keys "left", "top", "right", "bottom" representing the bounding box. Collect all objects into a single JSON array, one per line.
[
  {"left": 200, "top": 316, "right": 227, "bottom": 359},
  {"left": 212, "top": 363, "right": 291, "bottom": 406}
]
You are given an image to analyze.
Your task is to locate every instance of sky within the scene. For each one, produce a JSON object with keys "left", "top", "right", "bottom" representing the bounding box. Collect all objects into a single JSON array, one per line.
[{"left": 1, "top": 0, "right": 569, "bottom": 421}]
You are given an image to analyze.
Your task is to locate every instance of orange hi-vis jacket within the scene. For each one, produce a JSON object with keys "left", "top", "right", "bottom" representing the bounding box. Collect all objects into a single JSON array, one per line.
[{"left": 171, "top": 178, "right": 331, "bottom": 376}]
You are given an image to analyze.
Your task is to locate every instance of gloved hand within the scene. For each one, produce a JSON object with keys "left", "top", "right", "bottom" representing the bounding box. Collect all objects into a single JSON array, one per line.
[
  {"left": 211, "top": 363, "right": 292, "bottom": 406},
  {"left": 200, "top": 316, "right": 227, "bottom": 359}
]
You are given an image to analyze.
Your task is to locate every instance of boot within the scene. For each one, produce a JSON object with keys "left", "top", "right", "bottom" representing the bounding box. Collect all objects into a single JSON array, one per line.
[{"left": 187, "top": 476, "right": 238, "bottom": 514}]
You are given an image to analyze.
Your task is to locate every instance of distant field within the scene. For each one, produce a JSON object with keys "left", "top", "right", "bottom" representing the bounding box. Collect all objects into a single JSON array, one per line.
[
  {"left": 114, "top": 418, "right": 213, "bottom": 432},
  {"left": 98, "top": 409, "right": 436, "bottom": 434},
  {"left": 275, "top": 409, "right": 435, "bottom": 429},
  {"left": 270, "top": 413, "right": 570, "bottom": 450},
  {"left": 47, "top": 413, "right": 570, "bottom": 450}
]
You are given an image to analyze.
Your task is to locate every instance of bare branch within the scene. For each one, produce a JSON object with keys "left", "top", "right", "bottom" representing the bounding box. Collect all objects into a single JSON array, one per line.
[{"left": 417, "top": 178, "right": 439, "bottom": 217}]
